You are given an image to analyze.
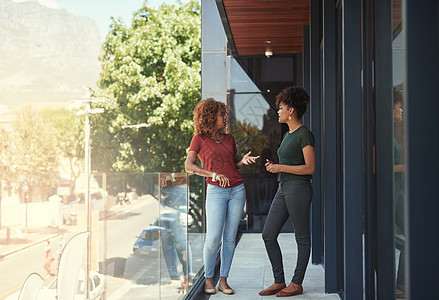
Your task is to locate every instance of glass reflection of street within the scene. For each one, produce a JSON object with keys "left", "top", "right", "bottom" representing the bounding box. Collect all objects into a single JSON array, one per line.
[{"left": 0, "top": 191, "right": 201, "bottom": 300}]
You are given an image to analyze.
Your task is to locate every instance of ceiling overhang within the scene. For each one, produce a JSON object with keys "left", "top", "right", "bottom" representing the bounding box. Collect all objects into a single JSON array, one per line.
[
  {"left": 393, "top": 0, "right": 402, "bottom": 34},
  {"left": 215, "top": 0, "right": 310, "bottom": 57}
]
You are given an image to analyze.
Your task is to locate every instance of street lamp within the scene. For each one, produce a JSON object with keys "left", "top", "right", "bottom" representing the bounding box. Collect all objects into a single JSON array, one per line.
[{"left": 71, "top": 87, "right": 106, "bottom": 300}]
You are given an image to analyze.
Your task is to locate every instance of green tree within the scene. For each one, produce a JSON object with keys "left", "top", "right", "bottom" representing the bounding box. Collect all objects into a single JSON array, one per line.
[
  {"left": 96, "top": 0, "right": 201, "bottom": 173},
  {"left": 41, "top": 108, "right": 84, "bottom": 200},
  {"left": 229, "top": 121, "right": 269, "bottom": 174},
  {"left": 0, "top": 128, "right": 19, "bottom": 227},
  {"left": 0, "top": 128, "right": 18, "bottom": 192},
  {"left": 13, "top": 106, "right": 58, "bottom": 203}
]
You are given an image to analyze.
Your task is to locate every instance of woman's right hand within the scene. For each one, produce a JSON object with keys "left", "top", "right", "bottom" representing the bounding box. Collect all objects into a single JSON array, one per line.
[
  {"left": 265, "top": 159, "right": 274, "bottom": 166},
  {"left": 265, "top": 159, "right": 281, "bottom": 173},
  {"left": 216, "top": 174, "right": 230, "bottom": 187}
]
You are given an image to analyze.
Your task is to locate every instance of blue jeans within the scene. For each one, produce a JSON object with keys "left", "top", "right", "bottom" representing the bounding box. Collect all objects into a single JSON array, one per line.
[
  {"left": 159, "top": 184, "right": 192, "bottom": 277},
  {"left": 204, "top": 183, "right": 245, "bottom": 278}
]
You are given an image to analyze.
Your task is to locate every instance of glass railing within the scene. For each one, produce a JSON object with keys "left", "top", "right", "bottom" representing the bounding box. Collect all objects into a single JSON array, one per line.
[{"left": 0, "top": 172, "right": 205, "bottom": 300}]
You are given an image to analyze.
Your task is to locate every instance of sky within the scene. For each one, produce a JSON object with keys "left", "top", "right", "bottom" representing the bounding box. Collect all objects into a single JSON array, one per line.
[{"left": 12, "top": 0, "right": 189, "bottom": 40}]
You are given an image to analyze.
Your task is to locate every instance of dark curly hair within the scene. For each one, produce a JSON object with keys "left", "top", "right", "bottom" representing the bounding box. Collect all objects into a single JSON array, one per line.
[
  {"left": 193, "top": 98, "right": 228, "bottom": 136},
  {"left": 275, "top": 86, "right": 310, "bottom": 119},
  {"left": 393, "top": 87, "right": 403, "bottom": 106}
]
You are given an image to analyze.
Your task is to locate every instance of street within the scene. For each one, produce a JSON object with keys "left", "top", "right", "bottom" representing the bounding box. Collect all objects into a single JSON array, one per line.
[
  {"left": 101, "top": 197, "right": 197, "bottom": 300},
  {"left": 0, "top": 196, "right": 195, "bottom": 300},
  {"left": 100, "top": 197, "right": 164, "bottom": 299},
  {"left": 0, "top": 240, "right": 54, "bottom": 299}
]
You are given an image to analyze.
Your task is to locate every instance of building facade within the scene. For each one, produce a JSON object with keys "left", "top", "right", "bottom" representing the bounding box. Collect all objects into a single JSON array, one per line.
[{"left": 202, "top": 0, "right": 439, "bottom": 299}]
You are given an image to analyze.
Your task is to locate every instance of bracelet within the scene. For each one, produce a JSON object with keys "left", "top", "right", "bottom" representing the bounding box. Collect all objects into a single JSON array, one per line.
[{"left": 211, "top": 172, "right": 218, "bottom": 182}]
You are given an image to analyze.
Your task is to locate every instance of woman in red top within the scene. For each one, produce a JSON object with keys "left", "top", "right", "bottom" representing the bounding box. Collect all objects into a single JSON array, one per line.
[{"left": 185, "top": 98, "right": 259, "bottom": 295}]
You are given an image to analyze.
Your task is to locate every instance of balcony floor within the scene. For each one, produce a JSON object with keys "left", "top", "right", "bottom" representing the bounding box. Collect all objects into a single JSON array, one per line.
[{"left": 209, "top": 233, "right": 339, "bottom": 299}]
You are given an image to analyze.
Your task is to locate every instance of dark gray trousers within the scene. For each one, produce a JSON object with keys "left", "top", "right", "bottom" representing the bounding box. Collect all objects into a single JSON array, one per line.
[{"left": 262, "top": 180, "right": 313, "bottom": 285}]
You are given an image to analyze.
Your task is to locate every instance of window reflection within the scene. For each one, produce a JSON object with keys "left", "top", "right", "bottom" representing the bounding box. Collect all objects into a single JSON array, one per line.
[
  {"left": 0, "top": 172, "right": 204, "bottom": 299},
  {"left": 393, "top": 89, "right": 406, "bottom": 299},
  {"left": 157, "top": 173, "right": 192, "bottom": 292},
  {"left": 98, "top": 173, "right": 201, "bottom": 299},
  {"left": 227, "top": 55, "right": 289, "bottom": 231},
  {"left": 228, "top": 93, "right": 282, "bottom": 231},
  {"left": 392, "top": 4, "right": 406, "bottom": 295}
]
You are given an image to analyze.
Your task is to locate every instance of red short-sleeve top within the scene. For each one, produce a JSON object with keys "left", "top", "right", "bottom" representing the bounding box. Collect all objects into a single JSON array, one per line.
[{"left": 189, "top": 134, "right": 243, "bottom": 187}]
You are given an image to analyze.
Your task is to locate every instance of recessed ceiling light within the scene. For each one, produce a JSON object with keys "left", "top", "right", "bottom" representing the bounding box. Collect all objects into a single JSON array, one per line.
[{"left": 265, "top": 40, "right": 272, "bottom": 44}]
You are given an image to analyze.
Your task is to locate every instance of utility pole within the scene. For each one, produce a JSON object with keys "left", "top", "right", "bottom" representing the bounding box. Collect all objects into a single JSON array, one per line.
[{"left": 72, "top": 87, "right": 106, "bottom": 300}]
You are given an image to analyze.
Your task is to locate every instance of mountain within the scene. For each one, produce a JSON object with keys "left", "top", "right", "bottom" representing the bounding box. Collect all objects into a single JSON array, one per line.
[{"left": 0, "top": 0, "right": 102, "bottom": 109}]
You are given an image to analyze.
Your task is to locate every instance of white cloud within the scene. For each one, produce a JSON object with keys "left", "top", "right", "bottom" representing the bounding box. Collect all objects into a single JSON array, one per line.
[{"left": 11, "top": 0, "right": 61, "bottom": 9}]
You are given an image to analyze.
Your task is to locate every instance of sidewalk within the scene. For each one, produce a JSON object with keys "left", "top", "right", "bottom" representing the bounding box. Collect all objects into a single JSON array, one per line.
[
  {"left": 0, "top": 226, "right": 64, "bottom": 258},
  {"left": 208, "top": 233, "right": 339, "bottom": 300},
  {"left": 0, "top": 196, "right": 151, "bottom": 258}
]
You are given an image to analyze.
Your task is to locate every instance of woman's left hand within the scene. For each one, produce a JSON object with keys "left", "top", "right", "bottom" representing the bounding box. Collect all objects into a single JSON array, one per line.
[
  {"left": 265, "top": 161, "right": 282, "bottom": 173},
  {"left": 241, "top": 151, "right": 260, "bottom": 165},
  {"left": 160, "top": 174, "right": 172, "bottom": 187}
]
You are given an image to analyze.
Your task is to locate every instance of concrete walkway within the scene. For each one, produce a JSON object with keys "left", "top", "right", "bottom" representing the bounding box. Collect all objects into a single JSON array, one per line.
[{"left": 209, "top": 233, "right": 339, "bottom": 300}]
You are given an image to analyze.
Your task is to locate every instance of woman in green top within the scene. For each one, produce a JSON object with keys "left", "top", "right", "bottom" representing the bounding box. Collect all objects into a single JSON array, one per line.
[
  {"left": 393, "top": 89, "right": 406, "bottom": 298},
  {"left": 259, "top": 86, "right": 315, "bottom": 297}
]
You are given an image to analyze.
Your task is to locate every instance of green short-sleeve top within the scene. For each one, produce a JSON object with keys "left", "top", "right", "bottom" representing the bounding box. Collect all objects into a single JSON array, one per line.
[
  {"left": 277, "top": 125, "right": 315, "bottom": 182},
  {"left": 393, "top": 137, "right": 404, "bottom": 195}
]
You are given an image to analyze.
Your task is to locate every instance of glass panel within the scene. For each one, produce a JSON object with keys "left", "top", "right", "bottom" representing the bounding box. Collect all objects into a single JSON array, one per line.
[
  {"left": 98, "top": 173, "right": 160, "bottom": 299},
  {"left": 0, "top": 172, "right": 202, "bottom": 299},
  {"left": 231, "top": 93, "right": 271, "bottom": 130},
  {"left": 227, "top": 53, "right": 289, "bottom": 232},
  {"left": 392, "top": 1, "right": 406, "bottom": 298},
  {"left": 201, "top": 0, "right": 227, "bottom": 52},
  {"left": 157, "top": 173, "right": 191, "bottom": 298},
  {"left": 229, "top": 57, "right": 262, "bottom": 93},
  {"left": 187, "top": 174, "right": 205, "bottom": 284},
  {"left": 202, "top": 53, "right": 227, "bottom": 94},
  {"left": 229, "top": 94, "right": 282, "bottom": 231},
  {"left": 0, "top": 1, "right": 203, "bottom": 299},
  {"left": 92, "top": 173, "right": 204, "bottom": 300},
  {"left": 201, "top": 93, "right": 227, "bottom": 103},
  {"left": 260, "top": 58, "right": 294, "bottom": 83}
]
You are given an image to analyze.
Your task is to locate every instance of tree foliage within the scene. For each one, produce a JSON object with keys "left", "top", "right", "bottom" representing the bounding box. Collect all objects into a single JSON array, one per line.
[
  {"left": 12, "top": 106, "right": 58, "bottom": 201},
  {"left": 96, "top": 0, "right": 201, "bottom": 173},
  {"left": 41, "top": 108, "right": 84, "bottom": 199},
  {"left": 229, "top": 121, "right": 269, "bottom": 174},
  {"left": 0, "top": 128, "right": 18, "bottom": 194}
]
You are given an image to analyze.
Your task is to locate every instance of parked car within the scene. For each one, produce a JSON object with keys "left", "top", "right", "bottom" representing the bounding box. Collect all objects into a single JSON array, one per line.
[
  {"left": 38, "top": 270, "right": 105, "bottom": 300},
  {"left": 133, "top": 226, "right": 160, "bottom": 254},
  {"left": 132, "top": 216, "right": 175, "bottom": 254}
]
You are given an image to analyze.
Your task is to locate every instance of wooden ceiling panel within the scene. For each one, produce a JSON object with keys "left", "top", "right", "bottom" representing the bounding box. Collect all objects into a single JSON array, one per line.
[
  {"left": 219, "top": 1, "right": 403, "bottom": 56},
  {"left": 235, "top": 44, "right": 303, "bottom": 56},
  {"left": 226, "top": 10, "right": 309, "bottom": 25},
  {"left": 222, "top": 0, "right": 310, "bottom": 56},
  {"left": 230, "top": 24, "right": 303, "bottom": 38},
  {"left": 392, "top": 0, "right": 402, "bottom": 32},
  {"left": 224, "top": 0, "right": 309, "bottom": 24}
]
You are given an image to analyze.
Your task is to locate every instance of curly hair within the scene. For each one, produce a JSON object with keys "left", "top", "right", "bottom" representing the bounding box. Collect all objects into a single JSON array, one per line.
[
  {"left": 193, "top": 98, "right": 228, "bottom": 136},
  {"left": 275, "top": 86, "right": 310, "bottom": 119},
  {"left": 393, "top": 87, "right": 403, "bottom": 106}
]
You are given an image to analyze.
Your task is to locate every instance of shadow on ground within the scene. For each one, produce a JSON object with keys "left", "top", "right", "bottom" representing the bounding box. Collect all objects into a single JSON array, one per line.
[{"left": 101, "top": 252, "right": 168, "bottom": 286}]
